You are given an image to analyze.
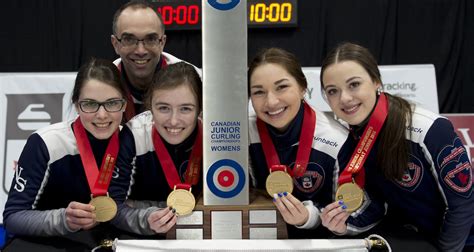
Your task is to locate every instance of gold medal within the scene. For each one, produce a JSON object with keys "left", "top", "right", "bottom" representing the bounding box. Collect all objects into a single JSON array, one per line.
[
  {"left": 265, "top": 170, "right": 293, "bottom": 197},
  {"left": 89, "top": 195, "right": 117, "bottom": 222},
  {"left": 335, "top": 183, "right": 364, "bottom": 213},
  {"left": 167, "top": 187, "right": 196, "bottom": 216}
]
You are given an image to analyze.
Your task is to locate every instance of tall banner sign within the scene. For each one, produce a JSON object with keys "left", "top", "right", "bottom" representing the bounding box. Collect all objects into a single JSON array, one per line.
[
  {"left": 202, "top": 0, "right": 249, "bottom": 205},
  {"left": 0, "top": 73, "right": 76, "bottom": 223}
]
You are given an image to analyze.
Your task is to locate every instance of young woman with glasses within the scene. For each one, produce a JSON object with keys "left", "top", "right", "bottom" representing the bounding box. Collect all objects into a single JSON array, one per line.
[{"left": 3, "top": 58, "right": 128, "bottom": 251}]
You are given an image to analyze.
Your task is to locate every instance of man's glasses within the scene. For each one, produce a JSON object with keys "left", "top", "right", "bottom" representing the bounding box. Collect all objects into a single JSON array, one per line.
[
  {"left": 78, "top": 99, "right": 126, "bottom": 113},
  {"left": 115, "top": 35, "right": 163, "bottom": 48}
]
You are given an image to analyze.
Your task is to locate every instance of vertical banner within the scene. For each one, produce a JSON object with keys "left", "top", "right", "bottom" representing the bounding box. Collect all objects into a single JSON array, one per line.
[
  {"left": 3, "top": 94, "right": 65, "bottom": 194},
  {"left": 203, "top": 0, "right": 249, "bottom": 205},
  {"left": 0, "top": 73, "right": 76, "bottom": 223}
]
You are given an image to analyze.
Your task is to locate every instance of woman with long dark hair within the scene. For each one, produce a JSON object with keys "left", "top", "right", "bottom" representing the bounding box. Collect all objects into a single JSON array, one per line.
[{"left": 319, "top": 42, "right": 473, "bottom": 251}]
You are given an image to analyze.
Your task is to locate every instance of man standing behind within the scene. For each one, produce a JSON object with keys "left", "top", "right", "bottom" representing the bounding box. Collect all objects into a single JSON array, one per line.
[{"left": 111, "top": 0, "right": 186, "bottom": 121}]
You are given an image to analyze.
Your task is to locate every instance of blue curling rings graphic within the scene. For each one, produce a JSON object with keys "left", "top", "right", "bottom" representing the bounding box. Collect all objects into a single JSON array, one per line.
[
  {"left": 207, "top": 0, "right": 240, "bottom": 11},
  {"left": 207, "top": 159, "right": 245, "bottom": 198}
]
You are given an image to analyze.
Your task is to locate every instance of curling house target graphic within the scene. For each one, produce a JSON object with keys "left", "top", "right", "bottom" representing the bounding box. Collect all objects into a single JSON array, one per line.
[
  {"left": 206, "top": 159, "right": 245, "bottom": 198},
  {"left": 207, "top": 0, "right": 240, "bottom": 11}
]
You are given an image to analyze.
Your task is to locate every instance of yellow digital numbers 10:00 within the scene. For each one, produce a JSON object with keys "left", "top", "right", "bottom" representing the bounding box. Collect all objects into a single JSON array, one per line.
[
  {"left": 248, "top": 0, "right": 297, "bottom": 27},
  {"left": 249, "top": 3, "right": 292, "bottom": 23}
]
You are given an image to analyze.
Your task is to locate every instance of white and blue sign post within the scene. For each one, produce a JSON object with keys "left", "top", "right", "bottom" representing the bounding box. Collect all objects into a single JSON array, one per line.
[{"left": 203, "top": 0, "right": 249, "bottom": 206}]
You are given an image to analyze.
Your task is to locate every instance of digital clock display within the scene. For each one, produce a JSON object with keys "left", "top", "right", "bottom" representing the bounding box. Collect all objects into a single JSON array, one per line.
[
  {"left": 248, "top": 0, "right": 297, "bottom": 28},
  {"left": 149, "top": 0, "right": 297, "bottom": 30}
]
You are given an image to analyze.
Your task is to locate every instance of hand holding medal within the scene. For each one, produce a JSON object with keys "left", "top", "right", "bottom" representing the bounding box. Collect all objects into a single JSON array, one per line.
[
  {"left": 320, "top": 200, "right": 351, "bottom": 234},
  {"left": 166, "top": 184, "right": 196, "bottom": 216},
  {"left": 65, "top": 201, "right": 99, "bottom": 230},
  {"left": 266, "top": 165, "right": 293, "bottom": 196},
  {"left": 335, "top": 181, "right": 364, "bottom": 213},
  {"left": 272, "top": 192, "right": 309, "bottom": 226},
  {"left": 147, "top": 207, "right": 178, "bottom": 233},
  {"left": 89, "top": 193, "right": 118, "bottom": 222}
]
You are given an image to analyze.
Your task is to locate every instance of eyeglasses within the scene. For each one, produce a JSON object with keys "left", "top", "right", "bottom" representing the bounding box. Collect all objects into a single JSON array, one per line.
[
  {"left": 115, "top": 35, "right": 163, "bottom": 48},
  {"left": 78, "top": 99, "right": 126, "bottom": 113}
]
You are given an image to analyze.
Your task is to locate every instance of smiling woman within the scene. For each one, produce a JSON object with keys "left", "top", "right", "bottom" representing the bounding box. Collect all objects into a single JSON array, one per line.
[
  {"left": 2, "top": 58, "right": 129, "bottom": 251},
  {"left": 319, "top": 42, "right": 474, "bottom": 252},
  {"left": 109, "top": 62, "right": 204, "bottom": 235}
]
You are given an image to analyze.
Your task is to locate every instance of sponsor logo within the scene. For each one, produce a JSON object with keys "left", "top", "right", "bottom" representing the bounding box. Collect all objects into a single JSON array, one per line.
[
  {"left": 3, "top": 94, "right": 64, "bottom": 194},
  {"left": 406, "top": 126, "right": 423, "bottom": 134},
  {"left": 314, "top": 137, "right": 338, "bottom": 147},
  {"left": 383, "top": 82, "right": 417, "bottom": 92}
]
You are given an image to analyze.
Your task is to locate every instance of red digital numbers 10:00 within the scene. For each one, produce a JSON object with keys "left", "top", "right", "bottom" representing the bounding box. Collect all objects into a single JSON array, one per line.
[{"left": 157, "top": 5, "right": 200, "bottom": 25}]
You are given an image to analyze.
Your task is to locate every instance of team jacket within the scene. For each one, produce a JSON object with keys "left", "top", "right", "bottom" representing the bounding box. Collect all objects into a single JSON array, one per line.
[
  {"left": 113, "top": 52, "right": 201, "bottom": 121},
  {"left": 248, "top": 103, "right": 351, "bottom": 237},
  {"left": 342, "top": 106, "right": 474, "bottom": 251},
  {"left": 3, "top": 119, "right": 118, "bottom": 237},
  {"left": 109, "top": 111, "right": 201, "bottom": 235}
]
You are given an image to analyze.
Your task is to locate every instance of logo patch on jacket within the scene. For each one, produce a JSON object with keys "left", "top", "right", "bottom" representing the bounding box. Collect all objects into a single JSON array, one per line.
[
  {"left": 293, "top": 162, "right": 324, "bottom": 193},
  {"left": 438, "top": 138, "right": 472, "bottom": 197},
  {"left": 394, "top": 154, "right": 422, "bottom": 191}
]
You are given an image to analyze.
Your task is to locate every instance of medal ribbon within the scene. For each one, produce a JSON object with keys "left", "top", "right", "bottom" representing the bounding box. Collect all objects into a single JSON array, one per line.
[
  {"left": 119, "top": 57, "right": 168, "bottom": 121},
  {"left": 257, "top": 102, "right": 316, "bottom": 177},
  {"left": 338, "top": 93, "right": 389, "bottom": 187},
  {"left": 73, "top": 118, "right": 119, "bottom": 196},
  {"left": 152, "top": 121, "right": 202, "bottom": 190}
]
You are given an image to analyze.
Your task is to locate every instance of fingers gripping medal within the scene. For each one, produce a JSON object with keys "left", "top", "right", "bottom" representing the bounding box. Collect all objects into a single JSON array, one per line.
[
  {"left": 89, "top": 193, "right": 118, "bottom": 222},
  {"left": 336, "top": 182, "right": 364, "bottom": 213},
  {"left": 266, "top": 165, "right": 293, "bottom": 197},
  {"left": 167, "top": 185, "right": 196, "bottom": 216}
]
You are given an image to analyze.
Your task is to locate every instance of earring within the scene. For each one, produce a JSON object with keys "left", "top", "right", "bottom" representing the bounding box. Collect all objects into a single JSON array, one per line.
[{"left": 377, "top": 87, "right": 382, "bottom": 96}]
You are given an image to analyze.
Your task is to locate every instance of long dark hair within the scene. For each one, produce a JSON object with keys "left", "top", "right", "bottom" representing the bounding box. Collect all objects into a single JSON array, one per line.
[{"left": 320, "top": 42, "right": 413, "bottom": 180}]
